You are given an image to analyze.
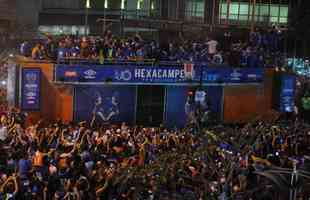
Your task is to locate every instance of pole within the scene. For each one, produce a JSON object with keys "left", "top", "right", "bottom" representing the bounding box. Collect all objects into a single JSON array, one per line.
[
  {"left": 199, "top": 63, "right": 203, "bottom": 89},
  {"left": 85, "top": 8, "right": 88, "bottom": 35},
  {"left": 251, "top": 0, "right": 256, "bottom": 32},
  {"left": 176, "top": 0, "right": 179, "bottom": 20},
  {"left": 211, "top": 0, "right": 216, "bottom": 32},
  {"left": 104, "top": 0, "right": 106, "bottom": 33},
  {"left": 226, "top": 0, "right": 231, "bottom": 27},
  {"left": 85, "top": 0, "right": 90, "bottom": 36},
  {"left": 197, "top": 63, "right": 204, "bottom": 132}
]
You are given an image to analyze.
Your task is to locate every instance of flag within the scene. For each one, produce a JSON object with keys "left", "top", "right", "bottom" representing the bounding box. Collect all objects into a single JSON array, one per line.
[{"left": 184, "top": 63, "right": 194, "bottom": 80}]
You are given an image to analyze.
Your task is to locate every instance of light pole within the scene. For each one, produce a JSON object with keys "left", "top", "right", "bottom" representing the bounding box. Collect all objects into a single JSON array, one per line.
[
  {"left": 103, "top": 0, "right": 107, "bottom": 33},
  {"left": 251, "top": 0, "right": 256, "bottom": 32},
  {"left": 85, "top": 0, "right": 91, "bottom": 35}
]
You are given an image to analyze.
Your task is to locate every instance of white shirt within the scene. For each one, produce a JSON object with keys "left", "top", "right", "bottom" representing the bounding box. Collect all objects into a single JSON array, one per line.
[
  {"left": 0, "top": 126, "right": 8, "bottom": 141},
  {"left": 207, "top": 40, "right": 218, "bottom": 54}
]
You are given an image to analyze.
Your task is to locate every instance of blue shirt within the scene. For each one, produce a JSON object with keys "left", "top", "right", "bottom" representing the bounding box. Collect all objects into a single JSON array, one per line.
[{"left": 19, "top": 159, "right": 32, "bottom": 179}]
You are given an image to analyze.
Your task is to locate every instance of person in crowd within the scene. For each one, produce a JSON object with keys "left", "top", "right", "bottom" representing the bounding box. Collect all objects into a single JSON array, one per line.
[
  {"left": 45, "top": 36, "right": 57, "bottom": 59},
  {"left": 206, "top": 37, "right": 219, "bottom": 57},
  {"left": 31, "top": 43, "right": 43, "bottom": 60},
  {"left": 22, "top": 27, "right": 283, "bottom": 68}
]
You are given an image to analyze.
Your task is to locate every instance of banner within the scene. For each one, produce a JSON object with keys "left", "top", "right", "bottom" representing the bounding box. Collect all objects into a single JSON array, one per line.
[
  {"left": 74, "top": 86, "right": 136, "bottom": 124},
  {"left": 165, "top": 86, "right": 223, "bottom": 128},
  {"left": 164, "top": 86, "right": 189, "bottom": 128},
  {"left": 279, "top": 74, "right": 296, "bottom": 112},
  {"left": 56, "top": 64, "right": 263, "bottom": 85},
  {"left": 21, "top": 68, "right": 41, "bottom": 110}
]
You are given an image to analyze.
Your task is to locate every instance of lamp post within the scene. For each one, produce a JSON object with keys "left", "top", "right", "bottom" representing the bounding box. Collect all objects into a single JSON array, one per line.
[
  {"left": 85, "top": 0, "right": 91, "bottom": 35},
  {"left": 251, "top": 0, "right": 256, "bottom": 32},
  {"left": 103, "top": 0, "right": 107, "bottom": 33}
]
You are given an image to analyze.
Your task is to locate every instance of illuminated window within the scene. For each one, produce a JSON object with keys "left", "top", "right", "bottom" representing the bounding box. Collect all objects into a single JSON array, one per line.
[
  {"left": 105, "top": 0, "right": 108, "bottom": 9},
  {"left": 38, "top": 25, "right": 89, "bottom": 35},
  {"left": 121, "top": 0, "right": 127, "bottom": 10},
  {"left": 239, "top": 3, "right": 249, "bottom": 21},
  {"left": 219, "top": 1, "right": 288, "bottom": 25},
  {"left": 86, "top": 0, "right": 91, "bottom": 8},
  {"left": 229, "top": 3, "right": 239, "bottom": 20},
  {"left": 91, "top": 0, "right": 108, "bottom": 9},
  {"left": 137, "top": 0, "right": 144, "bottom": 10},
  {"left": 185, "top": 0, "right": 205, "bottom": 20}
]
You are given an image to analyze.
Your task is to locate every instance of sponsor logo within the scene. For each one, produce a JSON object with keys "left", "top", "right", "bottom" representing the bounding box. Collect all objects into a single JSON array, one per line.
[
  {"left": 27, "top": 100, "right": 35, "bottom": 104},
  {"left": 84, "top": 69, "right": 97, "bottom": 79},
  {"left": 25, "top": 72, "right": 37, "bottom": 83},
  {"left": 26, "top": 92, "right": 36, "bottom": 98},
  {"left": 247, "top": 74, "right": 257, "bottom": 79},
  {"left": 205, "top": 74, "right": 219, "bottom": 81},
  {"left": 114, "top": 70, "right": 132, "bottom": 81},
  {"left": 230, "top": 69, "right": 242, "bottom": 80},
  {"left": 64, "top": 71, "right": 78, "bottom": 77}
]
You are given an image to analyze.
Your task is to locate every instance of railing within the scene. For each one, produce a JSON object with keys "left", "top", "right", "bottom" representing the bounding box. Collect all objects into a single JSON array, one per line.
[
  {"left": 56, "top": 58, "right": 194, "bottom": 67},
  {"left": 55, "top": 58, "right": 261, "bottom": 68},
  {"left": 20, "top": 53, "right": 286, "bottom": 69},
  {"left": 41, "top": 8, "right": 161, "bottom": 18}
]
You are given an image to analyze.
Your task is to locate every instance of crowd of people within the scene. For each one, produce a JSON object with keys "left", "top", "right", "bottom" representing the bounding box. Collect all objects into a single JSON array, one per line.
[
  {"left": 20, "top": 26, "right": 283, "bottom": 67},
  {"left": 0, "top": 108, "right": 309, "bottom": 199},
  {"left": 0, "top": 55, "right": 8, "bottom": 113}
]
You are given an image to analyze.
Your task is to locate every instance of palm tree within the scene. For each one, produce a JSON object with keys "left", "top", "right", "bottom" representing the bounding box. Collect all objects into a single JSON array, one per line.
[{"left": 254, "top": 160, "right": 310, "bottom": 200}]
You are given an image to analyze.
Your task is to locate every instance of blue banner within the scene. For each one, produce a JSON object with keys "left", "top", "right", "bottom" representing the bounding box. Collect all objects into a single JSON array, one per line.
[
  {"left": 74, "top": 86, "right": 136, "bottom": 124},
  {"left": 280, "top": 74, "right": 296, "bottom": 112},
  {"left": 202, "top": 67, "right": 264, "bottom": 83},
  {"left": 21, "top": 68, "right": 41, "bottom": 110},
  {"left": 165, "top": 86, "right": 223, "bottom": 128},
  {"left": 56, "top": 64, "right": 263, "bottom": 85}
]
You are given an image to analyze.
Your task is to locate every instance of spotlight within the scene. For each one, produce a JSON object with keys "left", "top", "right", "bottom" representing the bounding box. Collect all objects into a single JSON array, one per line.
[
  {"left": 1, "top": 80, "right": 6, "bottom": 86},
  {"left": 9, "top": 54, "right": 14, "bottom": 57}
]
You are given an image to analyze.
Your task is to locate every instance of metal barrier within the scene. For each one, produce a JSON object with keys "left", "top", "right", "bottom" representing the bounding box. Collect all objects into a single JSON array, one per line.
[
  {"left": 56, "top": 58, "right": 197, "bottom": 67},
  {"left": 57, "top": 58, "right": 157, "bottom": 66}
]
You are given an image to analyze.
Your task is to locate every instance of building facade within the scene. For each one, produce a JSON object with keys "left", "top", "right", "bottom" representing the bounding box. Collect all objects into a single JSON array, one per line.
[
  {"left": 37, "top": 0, "right": 291, "bottom": 36},
  {"left": 0, "top": 0, "right": 16, "bottom": 40}
]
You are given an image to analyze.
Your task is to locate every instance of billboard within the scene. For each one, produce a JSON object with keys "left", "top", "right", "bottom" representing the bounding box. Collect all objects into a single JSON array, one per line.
[
  {"left": 21, "top": 68, "right": 41, "bottom": 110},
  {"left": 74, "top": 86, "right": 136, "bottom": 124},
  {"left": 165, "top": 86, "right": 223, "bottom": 128}
]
